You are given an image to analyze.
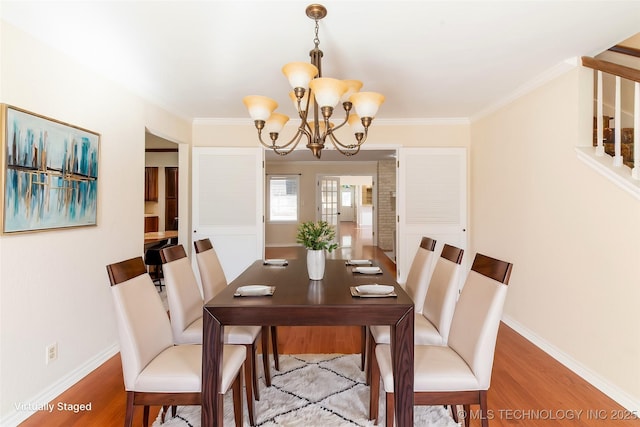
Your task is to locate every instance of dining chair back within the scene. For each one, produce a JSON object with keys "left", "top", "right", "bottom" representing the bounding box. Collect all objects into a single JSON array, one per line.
[
  {"left": 194, "top": 238, "right": 227, "bottom": 302},
  {"left": 370, "top": 252, "right": 513, "bottom": 427},
  {"left": 447, "top": 253, "right": 512, "bottom": 388},
  {"left": 404, "top": 236, "right": 437, "bottom": 314},
  {"left": 416, "top": 243, "right": 464, "bottom": 345},
  {"left": 106, "top": 256, "right": 246, "bottom": 427},
  {"left": 160, "top": 244, "right": 204, "bottom": 345}
]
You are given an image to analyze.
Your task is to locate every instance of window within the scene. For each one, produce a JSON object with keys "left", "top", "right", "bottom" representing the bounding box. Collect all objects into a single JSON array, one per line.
[{"left": 268, "top": 175, "right": 299, "bottom": 222}]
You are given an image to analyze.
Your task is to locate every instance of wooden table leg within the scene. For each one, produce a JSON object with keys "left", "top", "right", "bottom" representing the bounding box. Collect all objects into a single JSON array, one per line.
[
  {"left": 202, "top": 309, "right": 223, "bottom": 427},
  {"left": 391, "top": 308, "right": 414, "bottom": 427}
]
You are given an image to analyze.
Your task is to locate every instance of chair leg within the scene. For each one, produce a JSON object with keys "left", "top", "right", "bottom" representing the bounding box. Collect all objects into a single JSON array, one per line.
[
  {"left": 232, "top": 370, "right": 244, "bottom": 427},
  {"left": 366, "top": 329, "right": 374, "bottom": 386},
  {"left": 150, "top": 265, "right": 163, "bottom": 291},
  {"left": 369, "top": 347, "right": 380, "bottom": 422},
  {"left": 385, "top": 393, "right": 395, "bottom": 427},
  {"left": 450, "top": 405, "right": 459, "bottom": 423},
  {"left": 480, "top": 390, "right": 489, "bottom": 427},
  {"left": 271, "top": 326, "right": 280, "bottom": 371},
  {"left": 361, "top": 325, "right": 367, "bottom": 371},
  {"left": 143, "top": 405, "right": 149, "bottom": 427},
  {"left": 464, "top": 404, "right": 471, "bottom": 427},
  {"left": 261, "top": 326, "right": 272, "bottom": 387},
  {"left": 252, "top": 343, "right": 260, "bottom": 400},
  {"left": 216, "top": 389, "right": 225, "bottom": 427},
  {"left": 124, "top": 391, "right": 135, "bottom": 427},
  {"left": 242, "top": 350, "right": 255, "bottom": 425}
]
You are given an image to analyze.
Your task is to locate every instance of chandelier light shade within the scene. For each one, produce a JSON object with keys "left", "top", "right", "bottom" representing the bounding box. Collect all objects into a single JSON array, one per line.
[
  {"left": 350, "top": 92, "right": 386, "bottom": 121},
  {"left": 243, "top": 3, "right": 385, "bottom": 158},
  {"left": 265, "top": 112, "right": 290, "bottom": 134},
  {"left": 308, "top": 78, "right": 347, "bottom": 109},
  {"left": 282, "top": 62, "right": 319, "bottom": 89},
  {"left": 243, "top": 95, "right": 278, "bottom": 122}
]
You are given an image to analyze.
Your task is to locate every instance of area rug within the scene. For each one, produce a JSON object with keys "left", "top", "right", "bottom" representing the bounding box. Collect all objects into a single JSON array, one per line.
[{"left": 152, "top": 353, "right": 460, "bottom": 427}]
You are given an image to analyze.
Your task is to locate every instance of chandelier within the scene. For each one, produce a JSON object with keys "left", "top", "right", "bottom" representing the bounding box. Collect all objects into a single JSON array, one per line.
[{"left": 243, "top": 4, "right": 385, "bottom": 159}]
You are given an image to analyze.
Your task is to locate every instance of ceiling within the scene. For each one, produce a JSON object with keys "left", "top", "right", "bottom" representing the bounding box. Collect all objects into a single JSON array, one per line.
[{"left": 2, "top": 1, "right": 640, "bottom": 124}]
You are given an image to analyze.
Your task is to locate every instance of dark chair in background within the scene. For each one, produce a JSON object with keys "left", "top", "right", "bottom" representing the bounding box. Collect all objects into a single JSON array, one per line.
[{"left": 144, "top": 239, "right": 176, "bottom": 291}]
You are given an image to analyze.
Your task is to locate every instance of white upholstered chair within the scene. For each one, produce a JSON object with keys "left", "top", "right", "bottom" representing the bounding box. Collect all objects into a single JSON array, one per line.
[
  {"left": 159, "top": 245, "right": 204, "bottom": 345},
  {"left": 106, "top": 256, "right": 245, "bottom": 427},
  {"left": 366, "top": 237, "right": 437, "bottom": 380},
  {"left": 369, "top": 253, "right": 513, "bottom": 427},
  {"left": 194, "top": 238, "right": 280, "bottom": 374},
  {"left": 160, "top": 244, "right": 261, "bottom": 424},
  {"left": 192, "top": 238, "right": 227, "bottom": 302},
  {"left": 414, "top": 243, "right": 464, "bottom": 346},
  {"left": 402, "top": 237, "right": 438, "bottom": 314}
]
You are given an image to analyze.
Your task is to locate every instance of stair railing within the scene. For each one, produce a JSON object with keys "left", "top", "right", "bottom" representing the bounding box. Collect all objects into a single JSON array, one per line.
[{"left": 582, "top": 57, "right": 640, "bottom": 180}]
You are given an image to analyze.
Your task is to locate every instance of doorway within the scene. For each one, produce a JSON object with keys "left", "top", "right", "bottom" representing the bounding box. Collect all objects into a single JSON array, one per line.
[
  {"left": 264, "top": 149, "right": 397, "bottom": 259},
  {"left": 145, "top": 132, "right": 179, "bottom": 234},
  {"left": 317, "top": 174, "right": 375, "bottom": 260}
]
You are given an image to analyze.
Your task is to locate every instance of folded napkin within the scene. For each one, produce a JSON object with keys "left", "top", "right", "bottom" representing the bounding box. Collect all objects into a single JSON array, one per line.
[
  {"left": 353, "top": 266, "right": 383, "bottom": 274},
  {"left": 234, "top": 285, "right": 275, "bottom": 296},
  {"left": 345, "top": 259, "right": 373, "bottom": 266},
  {"left": 355, "top": 284, "right": 395, "bottom": 295},
  {"left": 263, "top": 259, "right": 288, "bottom": 266},
  {"left": 350, "top": 284, "right": 396, "bottom": 297}
]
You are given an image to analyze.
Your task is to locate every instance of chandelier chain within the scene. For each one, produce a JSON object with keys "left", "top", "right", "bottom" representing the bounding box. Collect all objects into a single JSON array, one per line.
[{"left": 313, "top": 19, "right": 320, "bottom": 50}]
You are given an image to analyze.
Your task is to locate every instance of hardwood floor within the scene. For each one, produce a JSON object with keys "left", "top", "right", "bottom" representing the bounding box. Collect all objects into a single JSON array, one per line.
[{"left": 19, "top": 222, "right": 640, "bottom": 426}]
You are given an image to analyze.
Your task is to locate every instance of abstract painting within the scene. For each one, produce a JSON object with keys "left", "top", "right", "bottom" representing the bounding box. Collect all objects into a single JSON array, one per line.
[{"left": 2, "top": 105, "right": 100, "bottom": 233}]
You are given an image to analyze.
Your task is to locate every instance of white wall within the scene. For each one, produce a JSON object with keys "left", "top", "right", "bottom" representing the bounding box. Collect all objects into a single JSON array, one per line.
[
  {"left": 0, "top": 21, "right": 190, "bottom": 425},
  {"left": 471, "top": 66, "right": 640, "bottom": 407}
]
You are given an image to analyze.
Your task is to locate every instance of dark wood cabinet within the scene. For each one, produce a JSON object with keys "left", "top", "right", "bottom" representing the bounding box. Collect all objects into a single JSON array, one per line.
[
  {"left": 145, "top": 167, "right": 158, "bottom": 201},
  {"left": 144, "top": 216, "right": 159, "bottom": 233},
  {"left": 165, "top": 167, "right": 178, "bottom": 230}
]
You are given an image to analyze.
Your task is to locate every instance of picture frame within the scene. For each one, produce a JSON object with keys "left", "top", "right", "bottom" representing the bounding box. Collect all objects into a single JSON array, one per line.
[{"left": 1, "top": 104, "right": 100, "bottom": 234}]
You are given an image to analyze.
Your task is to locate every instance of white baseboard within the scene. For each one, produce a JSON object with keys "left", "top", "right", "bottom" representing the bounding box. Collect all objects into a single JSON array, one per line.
[
  {"left": 265, "top": 243, "right": 301, "bottom": 248},
  {"left": 1, "top": 343, "right": 119, "bottom": 427},
  {"left": 502, "top": 315, "right": 640, "bottom": 412}
]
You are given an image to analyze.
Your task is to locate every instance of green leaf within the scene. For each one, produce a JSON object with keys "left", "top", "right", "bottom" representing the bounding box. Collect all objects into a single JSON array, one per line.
[{"left": 295, "top": 220, "right": 338, "bottom": 252}]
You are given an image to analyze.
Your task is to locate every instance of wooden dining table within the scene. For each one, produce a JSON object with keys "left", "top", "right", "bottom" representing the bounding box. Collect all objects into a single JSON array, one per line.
[{"left": 202, "top": 256, "right": 415, "bottom": 426}]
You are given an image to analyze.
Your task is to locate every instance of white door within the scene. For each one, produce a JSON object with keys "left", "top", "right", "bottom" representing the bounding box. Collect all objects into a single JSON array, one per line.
[
  {"left": 340, "top": 186, "right": 355, "bottom": 222},
  {"left": 397, "top": 147, "right": 468, "bottom": 290},
  {"left": 318, "top": 176, "right": 341, "bottom": 244},
  {"left": 192, "top": 147, "right": 264, "bottom": 282}
]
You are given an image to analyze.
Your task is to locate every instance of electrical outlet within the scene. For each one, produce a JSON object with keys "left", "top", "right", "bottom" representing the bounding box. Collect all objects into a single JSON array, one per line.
[{"left": 46, "top": 343, "right": 58, "bottom": 364}]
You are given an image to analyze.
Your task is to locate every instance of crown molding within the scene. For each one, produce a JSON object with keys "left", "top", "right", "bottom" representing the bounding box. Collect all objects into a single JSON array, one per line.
[
  {"left": 470, "top": 57, "right": 579, "bottom": 122},
  {"left": 374, "top": 117, "right": 470, "bottom": 126}
]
